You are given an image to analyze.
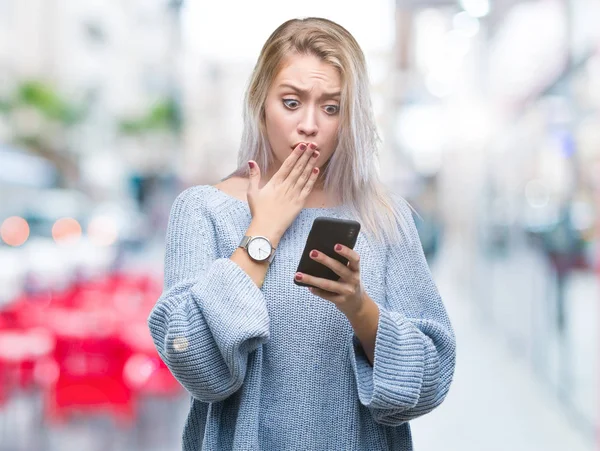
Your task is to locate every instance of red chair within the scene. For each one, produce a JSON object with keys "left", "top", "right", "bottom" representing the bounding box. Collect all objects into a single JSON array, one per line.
[
  {"left": 1, "top": 269, "right": 167, "bottom": 428},
  {"left": 43, "top": 308, "right": 135, "bottom": 426}
]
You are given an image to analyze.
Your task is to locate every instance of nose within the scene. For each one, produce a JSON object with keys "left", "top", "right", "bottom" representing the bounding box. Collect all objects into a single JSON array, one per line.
[{"left": 297, "top": 106, "right": 318, "bottom": 137}]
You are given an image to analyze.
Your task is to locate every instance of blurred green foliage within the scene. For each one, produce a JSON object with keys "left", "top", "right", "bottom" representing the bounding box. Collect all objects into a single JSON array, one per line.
[
  {"left": 0, "top": 80, "right": 85, "bottom": 125},
  {"left": 18, "top": 81, "right": 84, "bottom": 124},
  {"left": 119, "top": 97, "right": 181, "bottom": 135}
]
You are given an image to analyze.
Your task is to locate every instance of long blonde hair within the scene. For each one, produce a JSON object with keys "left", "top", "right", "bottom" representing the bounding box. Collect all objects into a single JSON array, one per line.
[{"left": 227, "top": 17, "right": 410, "bottom": 244}]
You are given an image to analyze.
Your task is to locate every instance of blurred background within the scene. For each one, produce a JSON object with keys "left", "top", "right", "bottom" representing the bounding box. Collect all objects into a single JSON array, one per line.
[{"left": 0, "top": 0, "right": 598, "bottom": 450}]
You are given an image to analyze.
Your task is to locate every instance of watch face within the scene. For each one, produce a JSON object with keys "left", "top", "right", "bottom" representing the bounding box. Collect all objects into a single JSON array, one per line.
[{"left": 247, "top": 237, "right": 271, "bottom": 261}]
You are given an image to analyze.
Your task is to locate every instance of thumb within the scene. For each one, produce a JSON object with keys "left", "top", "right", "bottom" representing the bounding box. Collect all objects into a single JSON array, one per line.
[{"left": 247, "top": 160, "right": 261, "bottom": 194}]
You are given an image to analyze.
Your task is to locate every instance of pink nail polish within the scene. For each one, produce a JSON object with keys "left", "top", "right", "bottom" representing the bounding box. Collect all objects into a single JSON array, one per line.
[
  {"left": 295, "top": 273, "right": 303, "bottom": 280},
  {"left": 310, "top": 250, "right": 318, "bottom": 258},
  {"left": 335, "top": 244, "right": 342, "bottom": 251}
]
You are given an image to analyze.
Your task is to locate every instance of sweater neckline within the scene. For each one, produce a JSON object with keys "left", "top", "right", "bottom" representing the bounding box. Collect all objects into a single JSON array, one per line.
[{"left": 207, "top": 185, "right": 344, "bottom": 214}]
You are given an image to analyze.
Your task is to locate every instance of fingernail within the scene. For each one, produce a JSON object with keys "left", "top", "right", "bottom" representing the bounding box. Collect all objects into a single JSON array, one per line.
[
  {"left": 335, "top": 244, "right": 342, "bottom": 251},
  {"left": 312, "top": 151, "right": 319, "bottom": 158},
  {"left": 309, "top": 143, "right": 317, "bottom": 149},
  {"left": 300, "top": 144, "right": 307, "bottom": 151},
  {"left": 248, "top": 161, "right": 255, "bottom": 168},
  {"left": 310, "top": 250, "right": 318, "bottom": 258},
  {"left": 295, "top": 273, "right": 303, "bottom": 280},
  {"left": 312, "top": 167, "right": 319, "bottom": 174}
]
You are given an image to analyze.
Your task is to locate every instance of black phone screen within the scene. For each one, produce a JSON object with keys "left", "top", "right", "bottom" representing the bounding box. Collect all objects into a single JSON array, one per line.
[{"left": 294, "top": 216, "right": 361, "bottom": 288}]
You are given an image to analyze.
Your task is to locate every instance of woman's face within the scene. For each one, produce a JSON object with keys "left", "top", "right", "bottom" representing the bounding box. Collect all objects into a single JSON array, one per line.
[{"left": 263, "top": 53, "right": 341, "bottom": 177}]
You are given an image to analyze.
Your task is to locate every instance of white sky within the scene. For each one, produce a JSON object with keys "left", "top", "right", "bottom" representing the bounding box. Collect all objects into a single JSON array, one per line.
[{"left": 182, "top": 0, "right": 396, "bottom": 61}]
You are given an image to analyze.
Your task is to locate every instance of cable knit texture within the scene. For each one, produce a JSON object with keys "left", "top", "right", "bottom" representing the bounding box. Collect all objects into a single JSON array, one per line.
[{"left": 148, "top": 184, "right": 456, "bottom": 451}]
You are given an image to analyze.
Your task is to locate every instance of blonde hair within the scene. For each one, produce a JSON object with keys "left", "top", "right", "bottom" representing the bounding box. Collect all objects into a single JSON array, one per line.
[{"left": 227, "top": 17, "right": 410, "bottom": 244}]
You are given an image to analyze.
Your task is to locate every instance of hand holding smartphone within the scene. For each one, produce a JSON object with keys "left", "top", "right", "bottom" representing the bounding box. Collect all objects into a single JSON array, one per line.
[{"left": 294, "top": 217, "right": 361, "bottom": 288}]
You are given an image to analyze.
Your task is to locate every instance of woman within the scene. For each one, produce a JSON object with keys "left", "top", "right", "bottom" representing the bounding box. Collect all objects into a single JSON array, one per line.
[{"left": 148, "top": 17, "right": 456, "bottom": 451}]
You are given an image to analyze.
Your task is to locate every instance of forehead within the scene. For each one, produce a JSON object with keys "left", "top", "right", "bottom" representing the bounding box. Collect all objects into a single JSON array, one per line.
[{"left": 274, "top": 53, "right": 341, "bottom": 88}]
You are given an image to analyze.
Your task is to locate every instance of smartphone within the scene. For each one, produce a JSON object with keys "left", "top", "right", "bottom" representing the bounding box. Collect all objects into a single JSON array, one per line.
[{"left": 294, "top": 216, "right": 361, "bottom": 288}]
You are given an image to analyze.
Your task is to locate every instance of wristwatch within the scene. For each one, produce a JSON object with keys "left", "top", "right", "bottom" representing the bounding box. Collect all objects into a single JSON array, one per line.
[{"left": 238, "top": 235, "right": 276, "bottom": 264}]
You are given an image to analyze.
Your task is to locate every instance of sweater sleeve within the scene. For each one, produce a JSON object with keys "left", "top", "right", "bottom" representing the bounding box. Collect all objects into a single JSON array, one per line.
[
  {"left": 147, "top": 187, "right": 270, "bottom": 403},
  {"left": 348, "top": 198, "right": 456, "bottom": 426}
]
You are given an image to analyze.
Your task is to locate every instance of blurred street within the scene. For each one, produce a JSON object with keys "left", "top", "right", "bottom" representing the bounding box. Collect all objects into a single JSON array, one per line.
[{"left": 412, "top": 238, "right": 596, "bottom": 451}]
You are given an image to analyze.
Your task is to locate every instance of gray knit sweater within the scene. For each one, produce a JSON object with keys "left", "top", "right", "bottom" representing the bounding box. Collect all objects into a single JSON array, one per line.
[{"left": 148, "top": 184, "right": 456, "bottom": 451}]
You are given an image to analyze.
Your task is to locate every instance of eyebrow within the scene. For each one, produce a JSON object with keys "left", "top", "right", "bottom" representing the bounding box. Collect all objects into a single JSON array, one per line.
[{"left": 278, "top": 83, "right": 341, "bottom": 99}]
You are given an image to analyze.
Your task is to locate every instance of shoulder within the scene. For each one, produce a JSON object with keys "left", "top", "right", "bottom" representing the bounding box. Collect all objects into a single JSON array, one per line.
[
  {"left": 382, "top": 191, "right": 420, "bottom": 247},
  {"left": 213, "top": 176, "right": 248, "bottom": 202},
  {"left": 168, "top": 178, "right": 250, "bottom": 223},
  {"left": 170, "top": 185, "right": 213, "bottom": 213},
  {"left": 168, "top": 184, "right": 227, "bottom": 223},
  {"left": 171, "top": 176, "right": 246, "bottom": 209},
  {"left": 385, "top": 190, "right": 415, "bottom": 218}
]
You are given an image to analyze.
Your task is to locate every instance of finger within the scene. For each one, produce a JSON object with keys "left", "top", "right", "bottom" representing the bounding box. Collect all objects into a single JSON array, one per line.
[
  {"left": 300, "top": 166, "right": 320, "bottom": 199},
  {"left": 285, "top": 143, "right": 317, "bottom": 189},
  {"left": 334, "top": 244, "right": 361, "bottom": 272},
  {"left": 295, "top": 272, "right": 344, "bottom": 295},
  {"left": 309, "top": 249, "right": 354, "bottom": 280},
  {"left": 293, "top": 149, "right": 319, "bottom": 192},
  {"left": 247, "top": 160, "right": 261, "bottom": 195},
  {"left": 308, "top": 286, "right": 339, "bottom": 301},
  {"left": 272, "top": 142, "right": 308, "bottom": 183}
]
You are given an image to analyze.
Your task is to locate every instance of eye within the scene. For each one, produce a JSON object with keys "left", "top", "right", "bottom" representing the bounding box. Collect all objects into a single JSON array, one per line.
[
  {"left": 324, "top": 105, "right": 339, "bottom": 115},
  {"left": 282, "top": 99, "right": 300, "bottom": 109}
]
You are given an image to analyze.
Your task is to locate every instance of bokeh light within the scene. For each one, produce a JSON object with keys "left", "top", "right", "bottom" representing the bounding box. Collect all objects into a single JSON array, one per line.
[
  {"left": 459, "top": 0, "right": 490, "bottom": 18},
  {"left": 52, "top": 218, "right": 82, "bottom": 244},
  {"left": 0, "top": 216, "right": 30, "bottom": 246},
  {"left": 87, "top": 215, "right": 119, "bottom": 247}
]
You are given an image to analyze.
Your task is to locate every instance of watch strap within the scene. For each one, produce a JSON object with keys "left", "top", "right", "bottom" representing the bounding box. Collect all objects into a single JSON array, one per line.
[{"left": 239, "top": 235, "right": 252, "bottom": 248}]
